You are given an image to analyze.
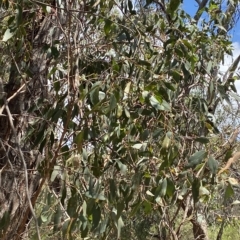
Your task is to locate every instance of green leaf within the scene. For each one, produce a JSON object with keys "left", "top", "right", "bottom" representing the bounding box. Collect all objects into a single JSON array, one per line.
[
  {"left": 50, "top": 46, "right": 60, "bottom": 59},
  {"left": 16, "top": 5, "right": 23, "bottom": 26},
  {"left": 67, "top": 194, "right": 78, "bottom": 218},
  {"left": 117, "top": 201, "right": 125, "bottom": 219},
  {"left": 75, "top": 130, "right": 84, "bottom": 152},
  {"left": 215, "top": 24, "right": 227, "bottom": 32},
  {"left": 40, "top": 211, "right": 49, "bottom": 223},
  {"left": 142, "top": 200, "right": 152, "bottom": 214},
  {"left": 53, "top": 205, "right": 62, "bottom": 232},
  {"left": 138, "top": 59, "right": 151, "bottom": 67},
  {"left": 146, "top": 190, "right": 155, "bottom": 197},
  {"left": 232, "top": 200, "right": 240, "bottom": 205},
  {"left": 124, "top": 107, "right": 130, "bottom": 118},
  {"left": 150, "top": 95, "right": 162, "bottom": 110},
  {"left": 208, "top": 156, "right": 218, "bottom": 175},
  {"left": 117, "top": 217, "right": 124, "bottom": 238},
  {"left": 168, "top": 0, "right": 181, "bottom": 15},
  {"left": 109, "top": 179, "right": 117, "bottom": 202},
  {"left": 109, "top": 93, "right": 117, "bottom": 110},
  {"left": 50, "top": 165, "right": 61, "bottom": 182},
  {"left": 195, "top": 137, "right": 209, "bottom": 144},
  {"left": 117, "top": 160, "right": 128, "bottom": 175},
  {"left": 89, "top": 83, "right": 100, "bottom": 105},
  {"left": 92, "top": 204, "right": 101, "bottom": 230},
  {"left": 166, "top": 178, "right": 175, "bottom": 197},
  {"left": 199, "top": 186, "right": 210, "bottom": 196},
  {"left": 186, "top": 150, "right": 207, "bottom": 169},
  {"left": 98, "top": 217, "right": 108, "bottom": 234},
  {"left": 159, "top": 178, "right": 168, "bottom": 197},
  {"left": 162, "top": 134, "right": 171, "bottom": 149},
  {"left": 132, "top": 143, "right": 143, "bottom": 149},
  {"left": 104, "top": 19, "right": 112, "bottom": 35},
  {"left": 224, "top": 183, "right": 234, "bottom": 204},
  {"left": 192, "top": 177, "right": 200, "bottom": 204},
  {"left": 2, "top": 28, "right": 15, "bottom": 42},
  {"left": 128, "top": 0, "right": 133, "bottom": 11},
  {"left": 61, "top": 184, "right": 67, "bottom": 206},
  {"left": 0, "top": 212, "right": 10, "bottom": 231}
]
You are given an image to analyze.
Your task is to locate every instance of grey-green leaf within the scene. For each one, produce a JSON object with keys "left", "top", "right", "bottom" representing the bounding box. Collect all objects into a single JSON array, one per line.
[
  {"left": 208, "top": 156, "right": 218, "bottom": 175},
  {"left": 186, "top": 150, "right": 207, "bottom": 169}
]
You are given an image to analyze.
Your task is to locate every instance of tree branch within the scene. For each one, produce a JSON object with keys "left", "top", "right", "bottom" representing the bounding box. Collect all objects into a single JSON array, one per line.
[
  {"left": 194, "top": 0, "right": 209, "bottom": 22},
  {"left": 4, "top": 100, "right": 41, "bottom": 240}
]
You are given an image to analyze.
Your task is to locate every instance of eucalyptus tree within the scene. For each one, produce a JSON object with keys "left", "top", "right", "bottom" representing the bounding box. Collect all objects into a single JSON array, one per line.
[{"left": 0, "top": 0, "right": 240, "bottom": 239}]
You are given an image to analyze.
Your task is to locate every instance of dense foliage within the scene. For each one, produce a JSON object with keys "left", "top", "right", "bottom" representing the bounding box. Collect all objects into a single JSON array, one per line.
[{"left": 0, "top": 0, "right": 240, "bottom": 239}]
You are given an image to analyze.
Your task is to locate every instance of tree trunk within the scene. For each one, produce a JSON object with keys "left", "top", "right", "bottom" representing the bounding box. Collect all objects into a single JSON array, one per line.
[{"left": 0, "top": 3, "right": 63, "bottom": 238}]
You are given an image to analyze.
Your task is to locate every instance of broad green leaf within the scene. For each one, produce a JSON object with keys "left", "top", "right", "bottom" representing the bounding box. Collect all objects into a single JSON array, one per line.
[
  {"left": 228, "top": 177, "right": 238, "bottom": 186},
  {"left": 195, "top": 137, "right": 209, "bottom": 144},
  {"left": 124, "top": 107, "right": 130, "bottom": 118},
  {"left": 146, "top": 190, "right": 155, "bottom": 197},
  {"left": 40, "top": 211, "right": 50, "bottom": 223},
  {"left": 224, "top": 183, "right": 234, "bottom": 203},
  {"left": 61, "top": 184, "right": 67, "bottom": 206},
  {"left": 168, "top": 0, "right": 181, "bottom": 15},
  {"left": 117, "top": 160, "right": 128, "bottom": 175},
  {"left": 162, "top": 134, "right": 171, "bottom": 149},
  {"left": 109, "top": 93, "right": 117, "bottom": 110},
  {"left": 232, "top": 200, "right": 240, "bottom": 205},
  {"left": 162, "top": 100, "right": 171, "bottom": 111},
  {"left": 104, "top": 19, "right": 112, "bottom": 35},
  {"left": 67, "top": 194, "right": 78, "bottom": 218},
  {"left": 89, "top": 83, "right": 100, "bottom": 105},
  {"left": 0, "top": 212, "right": 10, "bottom": 231},
  {"left": 128, "top": 0, "right": 133, "bottom": 11},
  {"left": 160, "top": 178, "right": 168, "bottom": 197},
  {"left": 2, "top": 28, "right": 15, "bottom": 41},
  {"left": 50, "top": 165, "right": 61, "bottom": 182},
  {"left": 208, "top": 156, "right": 218, "bottom": 175},
  {"left": 186, "top": 150, "right": 207, "bottom": 169},
  {"left": 75, "top": 130, "right": 84, "bottom": 152},
  {"left": 192, "top": 177, "right": 200, "bottom": 204},
  {"left": 142, "top": 200, "right": 152, "bottom": 214},
  {"left": 132, "top": 143, "right": 143, "bottom": 149},
  {"left": 16, "top": 5, "right": 23, "bottom": 26},
  {"left": 199, "top": 186, "right": 210, "bottom": 196},
  {"left": 92, "top": 204, "right": 101, "bottom": 230},
  {"left": 138, "top": 59, "right": 151, "bottom": 67},
  {"left": 109, "top": 179, "right": 117, "bottom": 201},
  {"left": 215, "top": 24, "right": 227, "bottom": 32},
  {"left": 166, "top": 178, "right": 175, "bottom": 197},
  {"left": 150, "top": 95, "right": 162, "bottom": 110},
  {"left": 98, "top": 218, "right": 108, "bottom": 234},
  {"left": 117, "top": 201, "right": 125, "bottom": 219},
  {"left": 117, "top": 217, "right": 124, "bottom": 239},
  {"left": 53, "top": 205, "right": 62, "bottom": 232}
]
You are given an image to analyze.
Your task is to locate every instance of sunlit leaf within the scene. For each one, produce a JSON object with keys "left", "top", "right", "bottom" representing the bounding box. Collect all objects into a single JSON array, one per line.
[{"left": 2, "top": 28, "right": 15, "bottom": 41}]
